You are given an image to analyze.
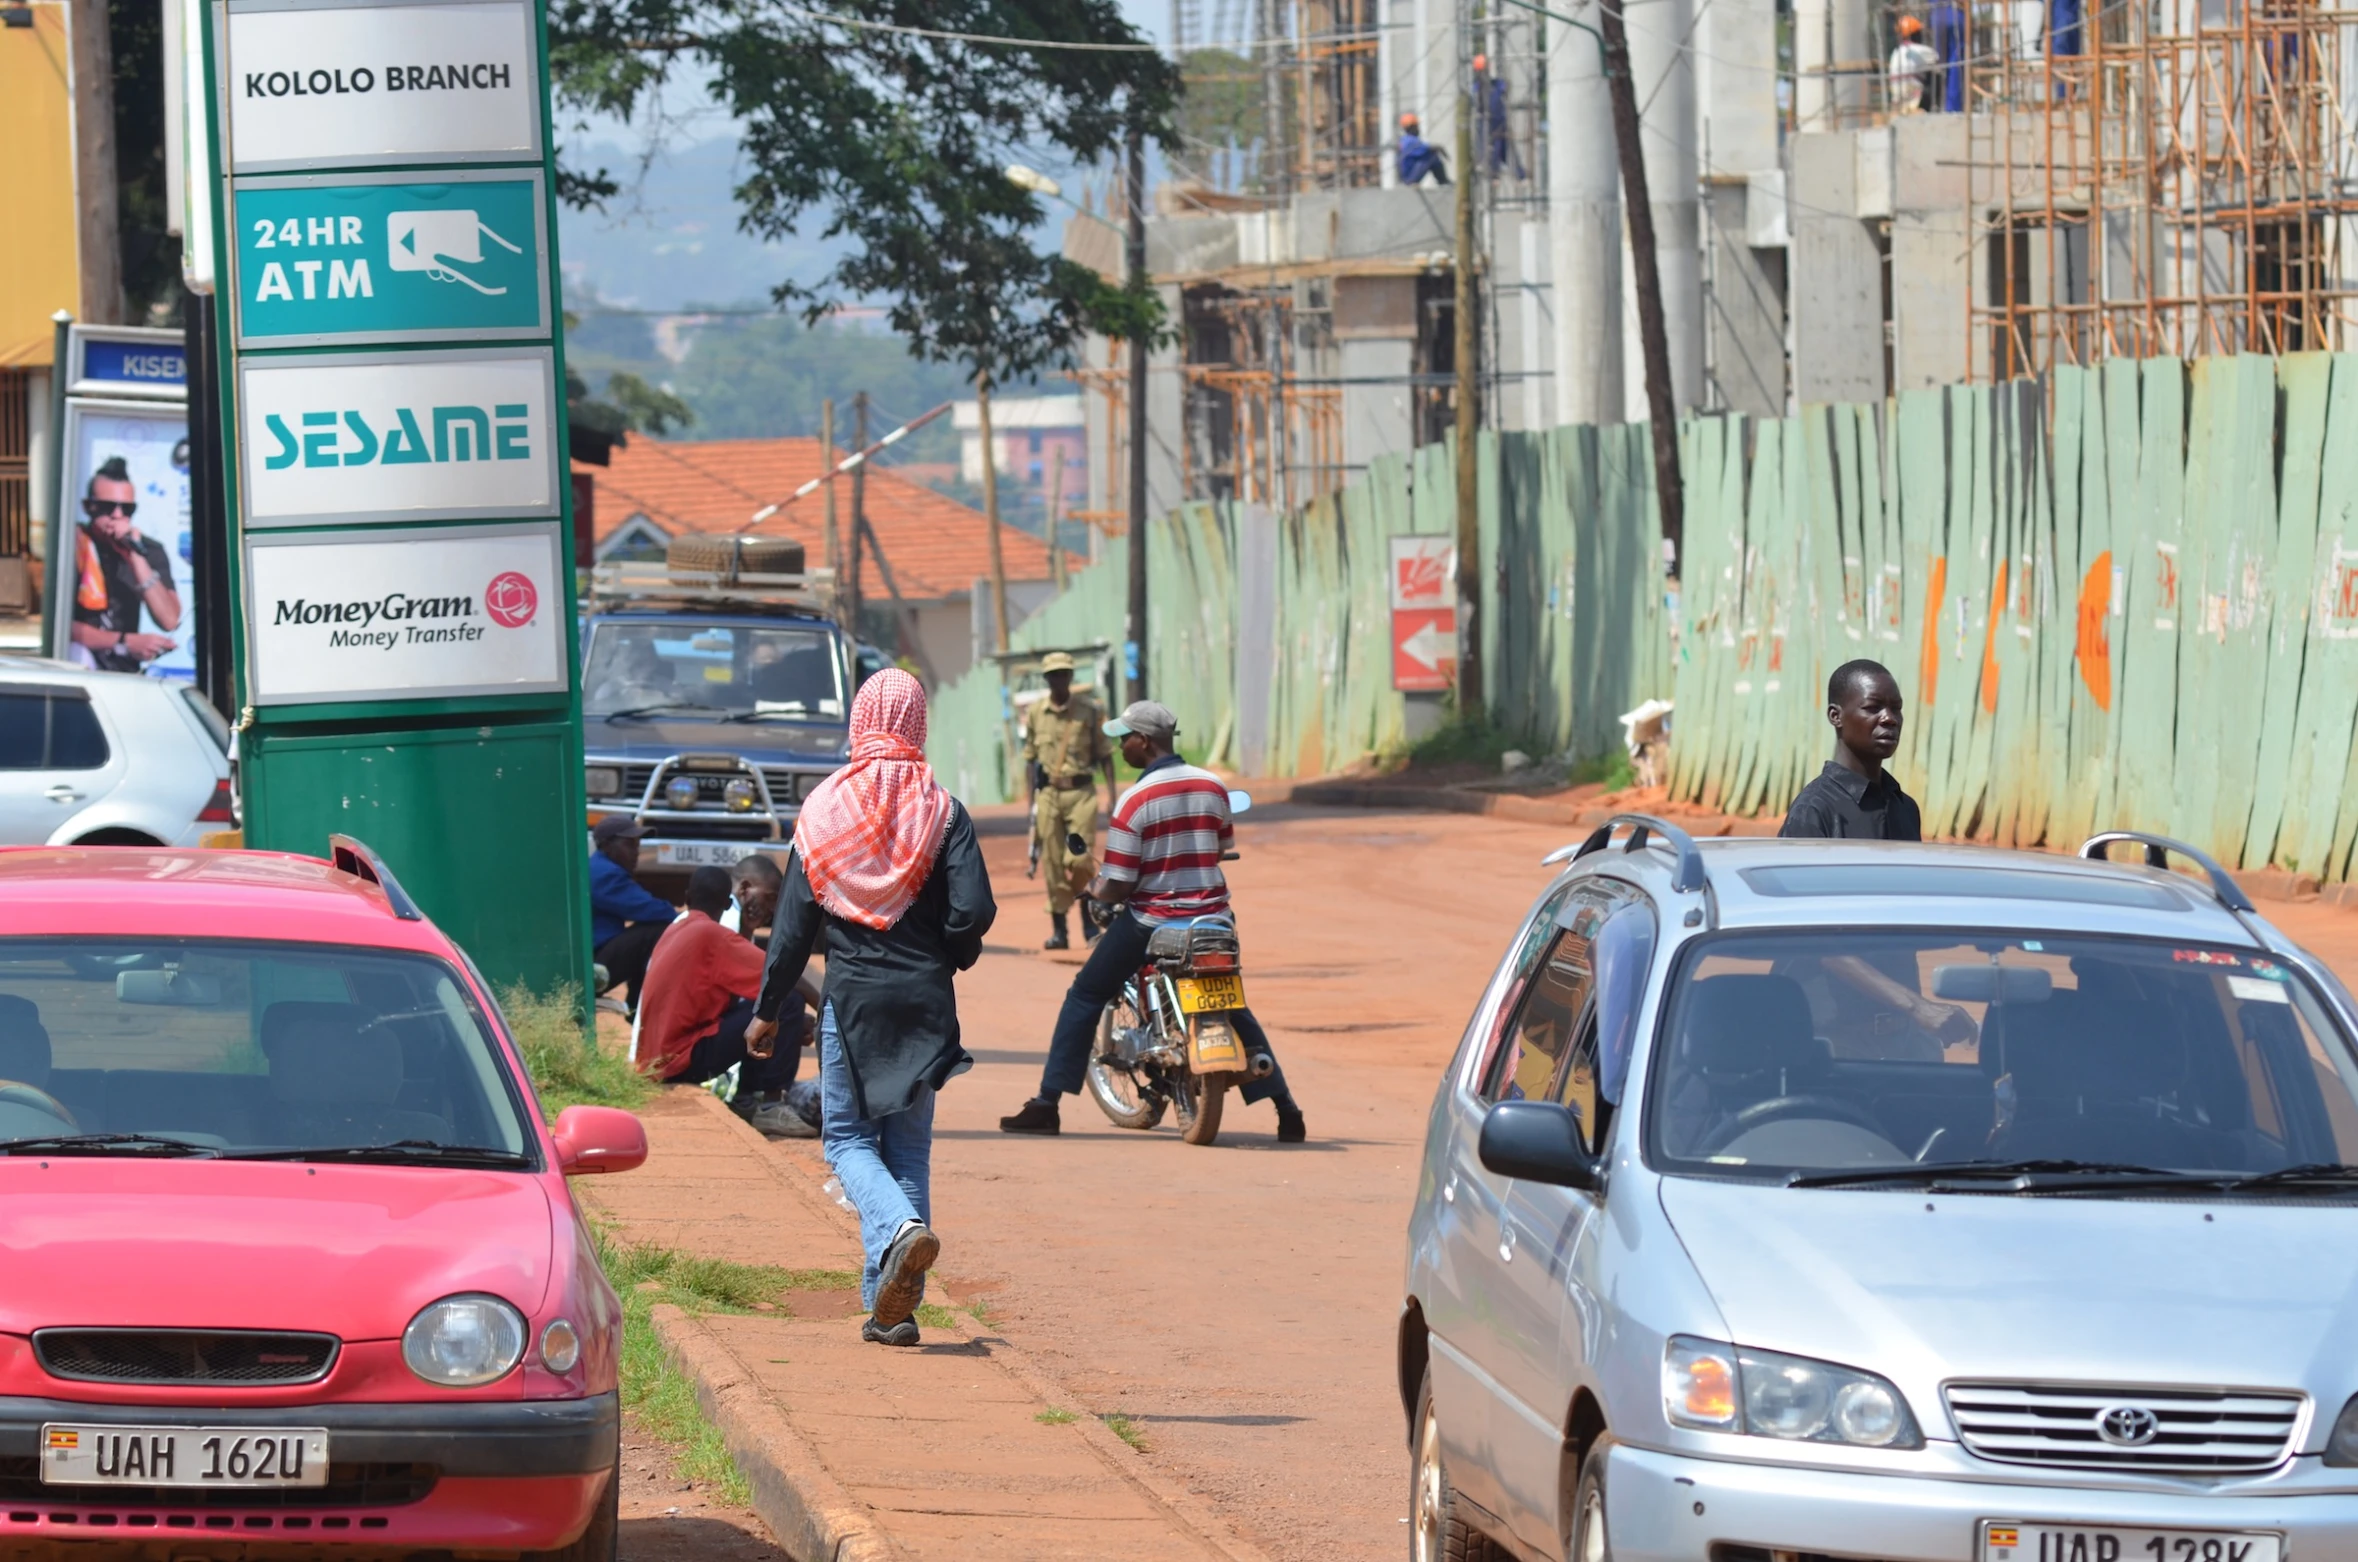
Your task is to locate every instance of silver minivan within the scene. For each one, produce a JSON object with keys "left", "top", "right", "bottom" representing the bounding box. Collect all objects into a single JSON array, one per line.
[{"left": 1403, "top": 818, "right": 2358, "bottom": 1562}]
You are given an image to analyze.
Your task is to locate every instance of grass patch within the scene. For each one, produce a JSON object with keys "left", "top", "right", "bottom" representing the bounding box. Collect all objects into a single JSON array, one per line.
[
  {"left": 1406, "top": 711, "right": 1524, "bottom": 771},
  {"left": 1101, "top": 1413, "right": 1147, "bottom": 1451},
  {"left": 914, "top": 1302, "right": 959, "bottom": 1331},
  {"left": 1566, "top": 748, "right": 1637, "bottom": 791},
  {"left": 1034, "top": 1408, "right": 1078, "bottom": 1425},
  {"left": 504, "top": 983, "right": 651, "bottom": 1118}
]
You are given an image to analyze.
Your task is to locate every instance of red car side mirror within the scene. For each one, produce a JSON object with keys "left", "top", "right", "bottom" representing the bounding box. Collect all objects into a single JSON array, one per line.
[{"left": 551, "top": 1106, "right": 648, "bottom": 1176}]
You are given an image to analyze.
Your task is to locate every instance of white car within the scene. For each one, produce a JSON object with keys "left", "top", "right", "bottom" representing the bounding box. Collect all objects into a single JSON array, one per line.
[{"left": 0, "top": 658, "right": 233, "bottom": 845}]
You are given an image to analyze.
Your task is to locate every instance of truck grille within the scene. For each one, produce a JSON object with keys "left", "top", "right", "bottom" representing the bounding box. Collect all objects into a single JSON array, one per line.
[
  {"left": 1944, "top": 1382, "right": 2303, "bottom": 1473},
  {"left": 35, "top": 1330, "right": 338, "bottom": 1387}
]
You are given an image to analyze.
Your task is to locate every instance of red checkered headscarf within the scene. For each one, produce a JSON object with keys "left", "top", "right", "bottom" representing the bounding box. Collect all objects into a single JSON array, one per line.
[{"left": 793, "top": 669, "right": 954, "bottom": 929}]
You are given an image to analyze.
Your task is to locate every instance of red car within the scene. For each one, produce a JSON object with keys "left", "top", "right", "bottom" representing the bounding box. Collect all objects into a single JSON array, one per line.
[{"left": 0, "top": 836, "right": 646, "bottom": 1558}]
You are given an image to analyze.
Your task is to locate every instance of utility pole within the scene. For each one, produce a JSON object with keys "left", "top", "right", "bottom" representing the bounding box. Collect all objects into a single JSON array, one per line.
[
  {"left": 1452, "top": 83, "right": 1483, "bottom": 715},
  {"left": 820, "top": 398, "right": 840, "bottom": 607},
  {"left": 976, "top": 373, "right": 1011, "bottom": 652},
  {"left": 1125, "top": 115, "right": 1151, "bottom": 701},
  {"left": 847, "top": 391, "right": 869, "bottom": 631},
  {"left": 1047, "top": 456, "right": 1069, "bottom": 594},
  {"left": 69, "top": 0, "right": 123, "bottom": 323},
  {"left": 1597, "top": 0, "right": 1685, "bottom": 560}
]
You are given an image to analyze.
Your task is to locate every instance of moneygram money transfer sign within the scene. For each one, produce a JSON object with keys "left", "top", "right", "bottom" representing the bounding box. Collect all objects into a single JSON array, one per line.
[
  {"left": 245, "top": 522, "right": 566, "bottom": 703},
  {"left": 223, "top": 0, "right": 541, "bottom": 172}
]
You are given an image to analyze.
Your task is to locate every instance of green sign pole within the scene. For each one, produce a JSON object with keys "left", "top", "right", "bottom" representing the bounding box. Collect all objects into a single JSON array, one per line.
[{"left": 198, "top": 0, "right": 592, "bottom": 1002}]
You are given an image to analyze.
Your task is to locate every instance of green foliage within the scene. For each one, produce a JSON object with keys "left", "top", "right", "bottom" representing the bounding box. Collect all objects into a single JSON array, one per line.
[
  {"left": 1568, "top": 749, "right": 1638, "bottom": 791},
  {"left": 1034, "top": 1407, "right": 1078, "bottom": 1425},
  {"left": 596, "top": 1233, "right": 773, "bottom": 1506},
  {"left": 604, "top": 371, "right": 696, "bottom": 436},
  {"left": 1101, "top": 1413, "right": 1147, "bottom": 1450},
  {"left": 547, "top": 0, "right": 1182, "bottom": 385},
  {"left": 1407, "top": 711, "right": 1525, "bottom": 770},
  {"left": 1175, "top": 48, "right": 1265, "bottom": 174},
  {"left": 914, "top": 1302, "right": 960, "bottom": 1331},
  {"left": 502, "top": 984, "right": 651, "bottom": 1119},
  {"left": 664, "top": 316, "right": 983, "bottom": 449}
]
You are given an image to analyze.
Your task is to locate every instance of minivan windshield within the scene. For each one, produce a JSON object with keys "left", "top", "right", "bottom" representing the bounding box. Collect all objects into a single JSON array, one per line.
[
  {"left": 1646, "top": 931, "right": 2358, "bottom": 1183},
  {"left": 584, "top": 620, "right": 844, "bottom": 720},
  {"left": 0, "top": 939, "right": 533, "bottom": 1164}
]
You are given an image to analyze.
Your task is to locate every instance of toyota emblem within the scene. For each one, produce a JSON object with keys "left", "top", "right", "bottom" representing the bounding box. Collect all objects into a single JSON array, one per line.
[{"left": 2094, "top": 1405, "right": 2160, "bottom": 1447}]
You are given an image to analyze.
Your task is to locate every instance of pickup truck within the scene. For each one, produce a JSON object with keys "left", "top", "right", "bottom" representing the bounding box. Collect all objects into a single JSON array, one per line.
[{"left": 579, "top": 558, "right": 887, "bottom": 892}]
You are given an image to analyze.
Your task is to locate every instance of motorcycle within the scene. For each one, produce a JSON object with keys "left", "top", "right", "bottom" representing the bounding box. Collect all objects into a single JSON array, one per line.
[{"left": 1079, "top": 791, "right": 1265, "bottom": 1146}]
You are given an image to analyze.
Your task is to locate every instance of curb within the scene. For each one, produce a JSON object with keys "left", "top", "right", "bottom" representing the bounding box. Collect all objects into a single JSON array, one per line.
[
  {"left": 673, "top": 1088, "right": 1273, "bottom": 1562},
  {"left": 650, "top": 1302, "right": 902, "bottom": 1562}
]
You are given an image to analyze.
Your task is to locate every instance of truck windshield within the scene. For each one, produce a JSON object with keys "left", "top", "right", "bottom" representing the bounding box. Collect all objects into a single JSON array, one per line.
[
  {"left": 584, "top": 621, "right": 843, "bottom": 718},
  {"left": 1645, "top": 931, "right": 2358, "bottom": 1181}
]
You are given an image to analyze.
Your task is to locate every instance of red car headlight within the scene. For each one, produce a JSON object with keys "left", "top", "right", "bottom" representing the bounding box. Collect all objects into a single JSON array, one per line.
[{"left": 402, "top": 1294, "right": 527, "bottom": 1387}]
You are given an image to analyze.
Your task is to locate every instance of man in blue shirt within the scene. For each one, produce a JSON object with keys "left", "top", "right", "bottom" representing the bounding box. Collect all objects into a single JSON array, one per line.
[
  {"left": 1398, "top": 113, "right": 1450, "bottom": 186},
  {"left": 589, "top": 817, "right": 677, "bottom": 1010}
]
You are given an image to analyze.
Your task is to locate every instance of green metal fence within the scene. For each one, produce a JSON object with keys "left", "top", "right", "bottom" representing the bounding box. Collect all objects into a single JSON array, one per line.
[{"left": 931, "top": 352, "right": 2358, "bottom": 881}]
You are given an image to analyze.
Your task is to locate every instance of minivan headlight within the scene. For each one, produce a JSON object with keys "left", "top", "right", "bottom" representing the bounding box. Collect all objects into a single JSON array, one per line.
[
  {"left": 2326, "top": 1395, "right": 2358, "bottom": 1465},
  {"left": 1663, "top": 1336, "right": 1921, "bottom": 1448},
  {"left": 403, "top": 1294, "right": 527, "bottom": 1387}
]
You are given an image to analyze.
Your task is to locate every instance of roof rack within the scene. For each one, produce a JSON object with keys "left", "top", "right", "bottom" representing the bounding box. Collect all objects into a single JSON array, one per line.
[
  {"left": 1548, "top": 812, "right": 1709, "bottom": 894},
  {"left": 2077, "top": 831, "right": 2256, "bottom": 914},
  {"left": 587, "top": 560, "right": 840, "bottom": 616},
  {"left": 329, "top": 835, "right": 423, "bottom": 921}
]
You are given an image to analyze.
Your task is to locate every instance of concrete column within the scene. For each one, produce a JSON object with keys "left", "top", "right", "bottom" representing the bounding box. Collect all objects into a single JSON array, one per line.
[
  {"left": 1890, "top": 115, "right": 1969, "bottom": 391},
  {"left": 1623, "top": 0, "right": 1703, "bottom": 422},
  {"left": 1788, "top": 131, "right": 1886, "bottom": 405},
  {"left": 1547, "top": 0, "right": 1622, "bottom": 425},
  {"left": 1830, "top": 0, "right": 1871, "bottom": 123},
  {"left": 1794, "top": 0, "right": 1831, "bottom": 130}
]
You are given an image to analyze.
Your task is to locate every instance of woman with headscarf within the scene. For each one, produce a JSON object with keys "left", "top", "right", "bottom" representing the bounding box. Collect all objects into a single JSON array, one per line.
[{"left": 749, "top": 669, "right": 996, "bottom": 1345}]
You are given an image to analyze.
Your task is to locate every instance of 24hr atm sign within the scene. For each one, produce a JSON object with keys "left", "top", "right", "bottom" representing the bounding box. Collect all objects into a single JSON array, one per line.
[{"left": 231, "top": 171, "right": 548, "bottom": 347}]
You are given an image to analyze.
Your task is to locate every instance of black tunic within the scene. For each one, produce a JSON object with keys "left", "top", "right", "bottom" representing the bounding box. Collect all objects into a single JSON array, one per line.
[
  {"left": 1778, "top": 761, "right": 1924, "bottom": 840},
  {"left": 755, "top": 800, "right": 996, "bottom": 1120}
]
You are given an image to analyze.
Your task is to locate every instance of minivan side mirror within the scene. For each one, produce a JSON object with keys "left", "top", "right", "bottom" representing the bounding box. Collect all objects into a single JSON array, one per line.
[
  {"left": 1479, "top": 1100, "right": 1599, "bottom": 1190},
  {"left": 551, "top": 1105, "right": 648, "bottom": 1176}
]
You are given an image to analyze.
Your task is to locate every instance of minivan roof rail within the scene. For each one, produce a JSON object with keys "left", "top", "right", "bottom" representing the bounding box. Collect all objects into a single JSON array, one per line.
[
  {"left": 329, "top": 835, "right": 424, "bottom": 921},
  {"left": 2078, "top": 831, "right": 2256, "bottom": 914},
  {"left": 1549, "top": 813, "right": 1708, "bottom": 894}
]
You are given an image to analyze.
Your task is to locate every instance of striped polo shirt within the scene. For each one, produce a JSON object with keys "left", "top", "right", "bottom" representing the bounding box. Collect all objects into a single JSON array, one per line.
[{"left": 1101, "top": 755, "right": 1233, "bottom": 921}]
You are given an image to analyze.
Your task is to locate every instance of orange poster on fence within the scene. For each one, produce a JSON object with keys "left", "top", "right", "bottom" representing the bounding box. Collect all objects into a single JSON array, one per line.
[{"left": 2077, "top": 551, "right": 2113, "bottom": 710}]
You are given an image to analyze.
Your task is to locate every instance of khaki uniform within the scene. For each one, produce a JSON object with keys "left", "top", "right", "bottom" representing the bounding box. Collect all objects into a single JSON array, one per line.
[{"left": 1025, "top": 694, "right": 1111, "bottom": 915}]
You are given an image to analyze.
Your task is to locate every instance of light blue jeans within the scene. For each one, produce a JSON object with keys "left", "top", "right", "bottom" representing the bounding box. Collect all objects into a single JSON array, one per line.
[{"left": 817, "top": 1003, "right": 936, "bottom": 1311}]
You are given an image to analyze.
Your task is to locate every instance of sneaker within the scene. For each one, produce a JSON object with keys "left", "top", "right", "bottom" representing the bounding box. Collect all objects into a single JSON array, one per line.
[
  {"left": 1276, "top": 1103, "right": 1307, "bottom": 1143},
  {"left": 861, "top": 1316, "right": 920, "bottom": 1347},
  {"left": 749, "top": 1100, "right": 819, "bottom": 1138},
  {"left": 998, "top": 1097, "right": 1061, "bottom": 1135},
  {"left": 870, "top": 1220, "right": 940, "bottom": 1328}
]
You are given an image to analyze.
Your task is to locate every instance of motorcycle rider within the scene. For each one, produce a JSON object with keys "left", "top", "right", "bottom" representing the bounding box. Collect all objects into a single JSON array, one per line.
[{"left": 998, "top": 700, "right": 1306, "bottom": 1142}]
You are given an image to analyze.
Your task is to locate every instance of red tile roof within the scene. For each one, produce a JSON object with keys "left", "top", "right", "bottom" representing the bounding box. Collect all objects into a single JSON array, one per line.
[{"left": 579, "top": 436, "right": 1065, "bottom": 602}]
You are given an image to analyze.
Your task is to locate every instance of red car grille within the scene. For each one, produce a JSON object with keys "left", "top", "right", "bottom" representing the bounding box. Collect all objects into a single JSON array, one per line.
[{"left": 33, "top": 1329, "right": 338, "bottom": 1387}]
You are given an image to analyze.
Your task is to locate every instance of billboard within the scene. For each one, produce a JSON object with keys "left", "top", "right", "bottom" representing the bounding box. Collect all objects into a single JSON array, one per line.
[{"left": 49, "top": 401, "right": 198, "bottom": 684}]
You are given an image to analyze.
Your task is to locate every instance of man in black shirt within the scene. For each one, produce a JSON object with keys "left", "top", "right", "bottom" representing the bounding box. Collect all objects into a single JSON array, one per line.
[
  {"left": 1780, "top": 658, "right": 1923, "bottom": 840},
  {"left": 68, "top": 457, "right": 181, "bottom": 673}
]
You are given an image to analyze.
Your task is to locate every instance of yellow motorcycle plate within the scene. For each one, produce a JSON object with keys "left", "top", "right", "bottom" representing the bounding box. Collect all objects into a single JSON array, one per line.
[{"left": 1175, "top": 974, "right": 1246, "bottom": 1014}]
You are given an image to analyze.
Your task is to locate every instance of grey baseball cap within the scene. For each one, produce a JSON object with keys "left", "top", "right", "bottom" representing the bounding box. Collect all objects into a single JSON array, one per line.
[{"left": 1103, "top": 700, "right": 1178, "bottom": 741}]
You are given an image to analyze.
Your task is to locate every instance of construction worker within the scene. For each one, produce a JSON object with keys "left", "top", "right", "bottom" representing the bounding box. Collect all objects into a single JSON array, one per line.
[
  {"left": 1888, "top": 15, "right": 1939, "bottom": 113},
  {"left": 1397, "top": 113, "right": 1450, "bottom": 186},
  {"left": 1023, "top": 653, "right": 1116, "bottom": 950}
]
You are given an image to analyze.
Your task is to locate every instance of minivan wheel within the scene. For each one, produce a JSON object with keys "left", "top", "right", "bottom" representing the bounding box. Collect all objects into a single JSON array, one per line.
[
  {"left": 1411, "top": 1366, "right": 1501, "bottom": 1562},
  {"left": 1568, "top": 1433, "right": 1614, "bottom": 1562}
]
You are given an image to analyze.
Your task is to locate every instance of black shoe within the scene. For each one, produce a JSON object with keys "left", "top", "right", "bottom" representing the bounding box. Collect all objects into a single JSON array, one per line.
[
  {"left": 999, "top": 1097, "right": 1061, "bottom": 1135},
  {"left": 871, "top": 1221, "right": 940, "bottom": 1329},
  {"left": 1276, "top": 1104, "right": 1306, "bottom": 1143},
  {"left": 861, "top": 1316, "right": 920, "bottom": 1347},
  {"left": 1045, "top": 912, "right": 1070, "bottom": 951}
]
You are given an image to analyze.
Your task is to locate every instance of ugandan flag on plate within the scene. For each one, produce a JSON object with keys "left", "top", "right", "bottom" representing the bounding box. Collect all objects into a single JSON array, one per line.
[{"left": 45, "top": 1430, "right": 77, "bottom": 1450}]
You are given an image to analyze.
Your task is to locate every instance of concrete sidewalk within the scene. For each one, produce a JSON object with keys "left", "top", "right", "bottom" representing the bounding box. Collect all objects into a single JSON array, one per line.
[{"left": 578, "top": 1087, "right": 1269, "bottom": 1562}]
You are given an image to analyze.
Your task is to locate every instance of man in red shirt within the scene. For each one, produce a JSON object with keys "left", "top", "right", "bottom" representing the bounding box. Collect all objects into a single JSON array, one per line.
[{"left": 637, "top": 867, "right": 818, "bottom": 1136}]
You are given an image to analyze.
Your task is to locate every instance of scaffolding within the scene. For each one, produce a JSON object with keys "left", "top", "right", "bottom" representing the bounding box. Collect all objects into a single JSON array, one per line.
[{"left": 1962, "top": 0, "right": 2358, "bottom": 378}]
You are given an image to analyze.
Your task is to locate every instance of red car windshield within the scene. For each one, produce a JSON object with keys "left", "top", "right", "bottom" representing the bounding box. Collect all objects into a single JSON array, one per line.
[{"left": 0, "top": 939, "right": 534, "bottom": 1162}]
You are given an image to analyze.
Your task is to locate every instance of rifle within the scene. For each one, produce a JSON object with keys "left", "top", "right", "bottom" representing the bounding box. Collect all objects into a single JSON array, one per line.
[{"left": 1025, "top": 760, "right": 1045, "bottom": 878}]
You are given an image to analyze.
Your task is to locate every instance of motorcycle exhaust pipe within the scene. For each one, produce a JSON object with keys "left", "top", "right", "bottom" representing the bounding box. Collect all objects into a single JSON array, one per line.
[{"left": 1249, "top": 1051, "right": 1276, "bottom": 1079}]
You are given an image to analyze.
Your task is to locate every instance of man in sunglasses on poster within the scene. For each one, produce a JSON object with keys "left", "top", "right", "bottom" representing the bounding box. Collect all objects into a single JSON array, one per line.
[{"left": 69, "top": 457, "right": 181, "bottom": 674}]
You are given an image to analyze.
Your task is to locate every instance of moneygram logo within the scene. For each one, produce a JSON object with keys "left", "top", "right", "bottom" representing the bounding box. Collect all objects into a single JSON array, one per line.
[{"left": 484, "top": 571, "right": 537, "bottom": 627}]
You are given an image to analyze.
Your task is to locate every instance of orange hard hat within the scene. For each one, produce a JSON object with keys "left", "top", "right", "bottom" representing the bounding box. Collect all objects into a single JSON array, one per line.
[
  {"left": 1897, "top": 14, "right": 1923, "bottom": 33},
  {"left": 1472, "top": 52, "right": 1488, "bottom": 71},
  {"left": 1400, "top": 111, "right": 1420, "bottom": 128}
]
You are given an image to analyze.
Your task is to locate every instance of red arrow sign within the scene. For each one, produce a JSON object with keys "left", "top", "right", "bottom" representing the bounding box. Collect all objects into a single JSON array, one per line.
[{"left": 1393, "top": 607, "right": 1456, "bottom": 692}]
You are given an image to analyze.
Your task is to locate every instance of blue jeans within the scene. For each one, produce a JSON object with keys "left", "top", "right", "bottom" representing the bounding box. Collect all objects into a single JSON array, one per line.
[
  {"left": 1040, "top": 911, "right": 1293, "bottom": 1107},
  {"left": 818, "top": 1004, "right": 935, "bottom": 1311}
]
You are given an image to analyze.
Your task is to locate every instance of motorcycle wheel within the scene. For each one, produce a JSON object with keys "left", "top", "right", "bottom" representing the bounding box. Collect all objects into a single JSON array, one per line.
[
  {"left": 1178, "top": 1071, "right": 1227, "bottom": 1146},
  {"left": 1087, "top": 999, "right": 1167, "bottom": 1130}
]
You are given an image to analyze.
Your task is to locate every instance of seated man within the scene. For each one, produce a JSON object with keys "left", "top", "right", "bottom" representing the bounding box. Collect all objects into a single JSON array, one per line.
[
  {"left": 638, "top": 866, "right": 821, "bottom": 1137},
  {"left": 731, "top": 854, "right": 785, "bottom": 950},
  {"left": 589, "top": 817, "right": 677, "bottom": 1011}
]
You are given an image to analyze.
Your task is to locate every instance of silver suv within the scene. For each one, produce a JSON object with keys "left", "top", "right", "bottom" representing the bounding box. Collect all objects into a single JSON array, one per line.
[{"left": 1403, "top": 818, "right": 2358, "bottom": 1562}]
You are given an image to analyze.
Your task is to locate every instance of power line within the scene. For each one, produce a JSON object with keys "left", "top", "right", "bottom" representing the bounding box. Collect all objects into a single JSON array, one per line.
[{"left": 773, "top": 2, "right": 1163, "bottom": 51}]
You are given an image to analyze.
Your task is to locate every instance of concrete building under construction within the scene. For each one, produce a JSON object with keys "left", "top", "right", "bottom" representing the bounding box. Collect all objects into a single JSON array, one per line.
[{"left": 1070, "top": 0, "right": 2358, "bottom": 537}]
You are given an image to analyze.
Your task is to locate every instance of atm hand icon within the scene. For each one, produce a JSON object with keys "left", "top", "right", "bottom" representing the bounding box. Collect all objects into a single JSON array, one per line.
[{"left": 387, "top": 210, "right": 523, "bottom": 296}]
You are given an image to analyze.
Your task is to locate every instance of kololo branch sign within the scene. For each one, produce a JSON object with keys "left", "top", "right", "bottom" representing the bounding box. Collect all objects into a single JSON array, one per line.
[
  {"left": 245, "top": 523, "right": 565, "bottom": 703},
  {"left": 224, "top": 0, "right": 541, "bottom": 171},
  {"left": 237, "top": 347, "right": 558, "bottom": 526}
]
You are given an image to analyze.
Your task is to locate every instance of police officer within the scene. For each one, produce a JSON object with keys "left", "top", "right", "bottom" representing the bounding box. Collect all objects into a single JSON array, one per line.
[{"left": 1023, "top": 652, "right": 1116, "bottom": 949}]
